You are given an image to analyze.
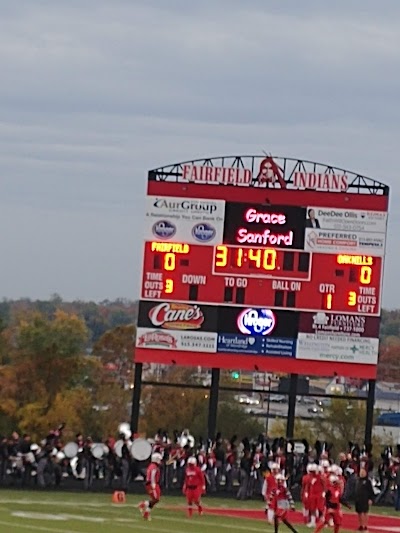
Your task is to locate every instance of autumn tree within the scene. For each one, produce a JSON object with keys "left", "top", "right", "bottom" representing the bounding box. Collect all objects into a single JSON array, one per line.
[
  {"left": 140, "top": 366, "right": 265, "bottom": 440},
  {"left": 0, "top": 310, "right": 92, "bottom": 439},
  {"left": 377, "top": 336, "right": 400, "bottom": 382},
  {"left": 312, "top": 397, "right": 369, "bottom": 454},
  {"left": 92, "top": 324, "right": 136, "bottom": 386},
  {"left": 269, "top": 417, "right": 316, "bottom": 445}
]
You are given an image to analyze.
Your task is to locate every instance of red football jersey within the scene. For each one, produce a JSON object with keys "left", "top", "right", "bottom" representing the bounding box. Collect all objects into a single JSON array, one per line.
[
  {"left": 184, "top": 465, "right": 205, "bottom": 489},
  {"left": 309, "top": 474, "right": 325, "bottom": 497},
  {"left": 146, "top": 463, "right": 160, "bottom": 487}
]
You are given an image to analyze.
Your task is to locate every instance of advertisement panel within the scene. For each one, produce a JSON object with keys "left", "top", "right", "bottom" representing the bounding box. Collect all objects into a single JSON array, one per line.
[
  {"left": 304, "top": 228, "right": 385, "bottom": 256},
  {"left": 217, "top": 333, "right": 296, "bottom": 357},
  {"left": 137, "top": 300, "right": 218, "bottom": 331},
  {"left": 298, "top": 312, "right": 380, "bottom": 338},
  {"left": 296, "top": 333, "right": 379, "bottom": 365},
  {"left": 144, "top": 196, "right": 225, "bottom": 245},
  {"left": 305, "top": 207, "right": 387, "bottom": 233},
  {"left": 223, "top": 203, "right": 306, "bottom": 249},
  {"left": 218, "top": 306, "right": 300, "bottom": 338},
  {"left": 136, "top": 327, "right": 217, "bottom": 353}
]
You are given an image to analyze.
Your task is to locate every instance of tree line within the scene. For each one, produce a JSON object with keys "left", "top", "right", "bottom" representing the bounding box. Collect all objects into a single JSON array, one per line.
[{"left": 0, "top": 298, "right": 399, "bottom": 448}]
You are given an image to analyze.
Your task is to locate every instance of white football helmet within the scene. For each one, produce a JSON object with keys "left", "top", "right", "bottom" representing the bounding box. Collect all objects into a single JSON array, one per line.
[{"left": 151, "top": 452, "right": 162, "bottom": 464}]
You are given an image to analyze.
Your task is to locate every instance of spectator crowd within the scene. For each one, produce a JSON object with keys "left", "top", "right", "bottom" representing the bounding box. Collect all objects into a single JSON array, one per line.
[{"left": 1, "top": 424, "right": 399, "bottom": 515}]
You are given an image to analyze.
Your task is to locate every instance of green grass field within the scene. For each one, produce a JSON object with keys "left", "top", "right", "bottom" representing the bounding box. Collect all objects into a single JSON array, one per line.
[{"left": 0, "top": 489, "right": 396, "bottom": 533}]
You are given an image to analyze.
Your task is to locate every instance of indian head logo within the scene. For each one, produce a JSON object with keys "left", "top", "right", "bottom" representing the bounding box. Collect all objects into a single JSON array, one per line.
[{"left": 256, "top": 156, "right": 287, "bottom": 188}]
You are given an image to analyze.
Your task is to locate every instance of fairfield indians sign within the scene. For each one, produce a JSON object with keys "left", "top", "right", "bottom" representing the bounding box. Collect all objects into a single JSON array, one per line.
[{"left": 181, "top": 156, "right": 348, "bottom": 192}]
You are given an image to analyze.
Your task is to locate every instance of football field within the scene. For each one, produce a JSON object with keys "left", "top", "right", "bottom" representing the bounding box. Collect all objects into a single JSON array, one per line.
[{"left": 0, "top": 490, "right": 399, "bottom": 533}]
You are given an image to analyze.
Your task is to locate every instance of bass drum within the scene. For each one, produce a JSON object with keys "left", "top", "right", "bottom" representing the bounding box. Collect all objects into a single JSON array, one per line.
[
  {"left": 114, "top": 440, "right": 124, "bottom": 458},
  {"left": 131, "top": 438, "right": 152, "bottom": 461},
  {"left": 102, "top": 444, "right": 110, "bottom": 456},
  {"left": 91, "top": 444, "right": 105, "bottom": 459},
  {"left": 64, "top": 442, "right": 79, "bottom": 459}
]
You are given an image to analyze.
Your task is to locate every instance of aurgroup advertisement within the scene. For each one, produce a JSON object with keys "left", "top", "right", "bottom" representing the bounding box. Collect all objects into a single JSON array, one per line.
[{"left": 144, "top": 196, "right": 225, "bottom": 245}]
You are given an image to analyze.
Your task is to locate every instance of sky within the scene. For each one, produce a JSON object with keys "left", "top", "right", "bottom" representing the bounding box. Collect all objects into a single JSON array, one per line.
[{"left": 1, "top": 0, "right": 400, "bottom": 307}]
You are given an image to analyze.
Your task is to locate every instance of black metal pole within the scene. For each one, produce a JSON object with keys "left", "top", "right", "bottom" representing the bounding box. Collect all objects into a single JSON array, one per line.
[
  {"left": 265, "top": 377, "right": 271, "bottom": 436},
  {"left": 207, "top": 368, "right": 220, "bottom": 441},
  {"left": 286, "top": 374, "right": 298, "bottom": 439},
  {"left": 365, "top": 379, "right": 376, "bottom": 446},
  {"left": 130, "top": 362, "right": 143, "bottom": 434}
]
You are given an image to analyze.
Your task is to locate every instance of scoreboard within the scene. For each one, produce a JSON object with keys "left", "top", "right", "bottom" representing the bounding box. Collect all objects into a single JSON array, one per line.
[
  {"left": 135, "top": 155, "right": 389, "bottom": 380},
  {"left": 142, "top": 243, "right": 382, "bottom": 316}
]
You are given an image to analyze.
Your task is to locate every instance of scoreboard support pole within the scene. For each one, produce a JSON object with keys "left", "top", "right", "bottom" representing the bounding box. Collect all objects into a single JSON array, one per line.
[
  {"left": 286, "top": 374, "right": 298, "bottom": 439},
  {"left": 365, "top": 379, "right": 376, "bottom": 446},
  {"left": 207, "top": 368, "right": 220, "bottom": 441},
  {"left": 130, "top": 362, "right": 143, "bottom": 434}
]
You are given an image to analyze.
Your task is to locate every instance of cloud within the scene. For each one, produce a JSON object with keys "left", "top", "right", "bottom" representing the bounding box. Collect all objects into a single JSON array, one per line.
[{"left": 0, "top": 0, "right": 398, "bottom": 306}]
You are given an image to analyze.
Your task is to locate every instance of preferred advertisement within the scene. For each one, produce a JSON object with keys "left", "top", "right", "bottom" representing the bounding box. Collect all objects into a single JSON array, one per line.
[
  {"left": 144, "top": 196, "right": 225, "bottom": 245},
  {"left": 299, "top": 312, "right": 380, "bottom": 338},
  {"left": 136, "top": 327, "right": 217, "bottom": 353},
  {"left": 304, "top": 228, "right": 385, "bottom": 256},
  {"left": 217, "top": 333, "right": 296, "bottom": 357},
  {"left": 305, "top": 207, "right": 387, "bottom": 234},
  {"left": 296, "top": 334, "right": 379, "bottom": 365},
  {"left": 138, "top": 300, "right": 218, "bottom": 331}
]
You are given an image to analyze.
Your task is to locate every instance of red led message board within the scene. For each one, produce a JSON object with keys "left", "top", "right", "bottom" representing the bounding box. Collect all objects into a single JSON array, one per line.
[{"left": 135, "top": 155, "right": 389, "bottom": 379}]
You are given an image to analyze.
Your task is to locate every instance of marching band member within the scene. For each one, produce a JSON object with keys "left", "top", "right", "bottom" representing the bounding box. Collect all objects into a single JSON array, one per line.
[
  {"left": 139, "top": 452, "right": 163, "bottom": 521},
  {"left": 268, "top": 474, "right": 298, "bottom": 533},
  {"left": 262, "top": 462, "right": 280, "bottom": 523},
  {"left": 182, "top": 456, "right": 206, "bottom": 517}
]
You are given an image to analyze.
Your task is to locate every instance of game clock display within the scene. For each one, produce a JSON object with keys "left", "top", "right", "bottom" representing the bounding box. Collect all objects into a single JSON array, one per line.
[{"left": 141, "top": 241, "right": 382, "bottom": 316}]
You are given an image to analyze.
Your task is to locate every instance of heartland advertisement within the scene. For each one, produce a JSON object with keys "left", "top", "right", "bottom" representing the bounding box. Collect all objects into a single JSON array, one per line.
[
  {"left": 296, "top": 333, "right": 379, "bottom": 365},
  {"left": 217, "top": 333, "right": 296, "bottom": 357},
  {"left": 305, "top": 207, "right": 387, "bottom": 233},
  {"left": 304, "top": 228, "right": 385, "bottom": 256},
  {"left": 144, "top": 196, "right": 225, "bottom": 245},
  {"left": 136, "top": 327, "right": 217, "bottom": 353}
]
